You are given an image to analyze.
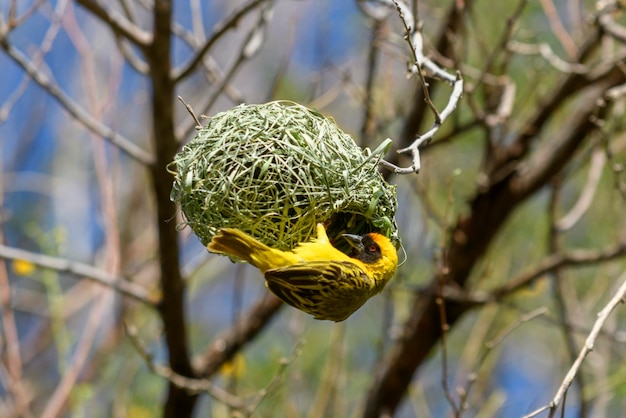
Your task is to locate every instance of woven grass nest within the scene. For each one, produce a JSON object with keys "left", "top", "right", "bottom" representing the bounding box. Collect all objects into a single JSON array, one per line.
[{"left": 170, "top": 101, "right": 399, "bottom": 252}]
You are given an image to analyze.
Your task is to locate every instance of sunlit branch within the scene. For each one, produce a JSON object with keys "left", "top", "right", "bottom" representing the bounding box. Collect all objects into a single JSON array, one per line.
[
  {"left": 0, "top": 245, "right": 156, "bottom": 306},
  {"left": 380, "top": 72, "right": 463, "bottom": 174},
  {"left": 596, "top": 0, "right": 626, "bottom": 43},
  {"left": 370, "top": 0, "right": 463, "bottom": 174},
  {"left": 508, "top": 41, "right": 588, "bottom": 74}
]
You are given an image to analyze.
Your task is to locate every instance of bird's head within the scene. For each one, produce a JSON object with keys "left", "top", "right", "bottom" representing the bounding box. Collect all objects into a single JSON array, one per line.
[{"left": 342, "top": 232, "right": 398, "bottom": 287}]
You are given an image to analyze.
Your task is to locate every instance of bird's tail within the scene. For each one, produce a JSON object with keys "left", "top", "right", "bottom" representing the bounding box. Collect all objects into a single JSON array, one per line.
[{"left": 208, "top": 228, "right": 297, "bottom": 272}]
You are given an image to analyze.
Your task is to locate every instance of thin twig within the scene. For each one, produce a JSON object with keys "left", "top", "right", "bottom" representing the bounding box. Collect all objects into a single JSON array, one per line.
[
  {"left": 492, "top": 241, "right": 626, "bottom": 299},
  {"left": 125, "top": 323, "right": 247, "bottom": 409},
  {"left": 194, "top": 293, "right": 283, "bottom": 377},
  {"left": 556, "top": 143, "right": 606, "bottom": 231},
  {"left": 523, "top": 269, "right": 626, "bottom": 418},
  {"left": 177, "top": 96, "right": 202, "bottom": 130},
  {"left": 438, "top": 172, "right": 461, "bottom": 416},
  {"left": 173, "top": 0, "right": 269, "bottom": 82},
  {"left": 0, "top": 166, "right": 32, "bottom": 418},
  {"left": 442, "top": 241, "right": 626, "bottom": 305},
  {"left": 170, "top": 20, "right": 245, "bottom": 102},
  {"left": 458, "top": 307, "right": 549, "bottom": 417},
  {"left": 369, "top": 0, "right": 463, "bottom": 174},
  {"left": 41, "top": 277, "right": 111, "bottom": 418},
  {"left": 0, "top": 0, "right": 67, "bottom": 124},
  {"left": 548, "top": 180, "right": 589, "bottom": 418},
  {"left": 539, "top": 0, "right": 577, "bottom": 58},
  {"left": 0, "top": 245, "right": 156, "bottom": 305},
  {"left": 127, "top": 322, "right": 303, "bottom": 415},
  {"left": 178, "top": 3, "right": 273, "bottom": 143},
  {"left": 245, "top": 339, "right": 304, "bottom": 415},
  {"left": 0, "top": 38, "right": 154, "bottom": 165},
  {"left": 508, "top": 41, "right": 588, "bottom": 74},
  {"left": 74, "top": 0, "right": 151, "bottom": 46}
]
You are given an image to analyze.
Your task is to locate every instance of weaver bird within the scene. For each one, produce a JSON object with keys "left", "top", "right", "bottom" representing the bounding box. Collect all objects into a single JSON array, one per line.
[{"left": 208, "top": 224, "right": 398, "bottom": 321}]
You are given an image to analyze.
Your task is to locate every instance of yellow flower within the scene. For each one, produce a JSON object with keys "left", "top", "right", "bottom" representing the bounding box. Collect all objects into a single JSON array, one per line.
[
  {"left": 220, "top": 353, "right": 246, "bottom": 379},
  {"left": 12, "top": 259, "right": 35, "bottom": 276}
]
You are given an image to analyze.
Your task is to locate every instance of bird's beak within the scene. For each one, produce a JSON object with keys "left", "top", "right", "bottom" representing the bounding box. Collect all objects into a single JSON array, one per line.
[{"left": 342, "top": 234, "right": 364, "bottom": 254}]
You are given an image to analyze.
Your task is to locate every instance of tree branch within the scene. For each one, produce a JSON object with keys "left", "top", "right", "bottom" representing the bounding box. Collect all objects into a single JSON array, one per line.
[
  {"left": 194, "top": 293, "right": 283, "bottom": 377},
  {"left": 492, "top": 241, "right": 626, "bottom": 299},
  {"left": 362, "top": 28, "right": 626, "bottom": 418},
  {"left": 0, "top": 37, "right": 154, "bottom": 165},
  {"left": 75, "top": 0, "right": 151, "bottom": 47},
  {"left": 377, "top": 0, "right": 463, "bottom": 174},
  {"left": 523, "top": 269, "right": 626, "bottom": 418},
  {"left": 172, "top": 0, "right": 269, "bottom": 82},
  {"left": 145, "top": 1, "right": 195, "bottom": 416},
  {"left": 125, "top": 323, "right": 247, "bottom": 409},
  {"left": 0, "top": 244, "right": 157, "bottom": 305}
]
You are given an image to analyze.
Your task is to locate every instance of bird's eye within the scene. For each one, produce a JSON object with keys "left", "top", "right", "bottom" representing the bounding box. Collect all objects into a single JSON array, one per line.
[{"left": 369, "top": 245, "right": 378, "bottom": 253}]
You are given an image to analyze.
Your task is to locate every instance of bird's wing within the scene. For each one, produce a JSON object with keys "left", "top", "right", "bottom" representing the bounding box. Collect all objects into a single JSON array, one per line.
[{"left": 264, "top": 260, "right": 374, "bottom": 322}]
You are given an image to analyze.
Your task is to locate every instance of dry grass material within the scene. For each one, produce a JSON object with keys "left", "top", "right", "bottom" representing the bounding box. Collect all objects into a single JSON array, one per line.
[{"left": 170, "top": 101, "right": 398, "bottom": 252}]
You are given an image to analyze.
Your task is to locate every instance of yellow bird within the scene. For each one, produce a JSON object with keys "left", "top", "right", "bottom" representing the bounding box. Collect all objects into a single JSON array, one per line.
[{"left": 208, "top": 223, "right": 398, "bottom": 322}]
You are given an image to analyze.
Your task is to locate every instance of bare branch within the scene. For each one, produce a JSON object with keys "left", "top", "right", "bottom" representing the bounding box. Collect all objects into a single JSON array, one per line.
[
  {"left": 0, "top": 0, "right": 66, "bottom": 123},
  {"left": 523, "top": 269, "right": 626, "bottom": 418},
  {"left": 508, "top": 41, "right": 588, "bottom": 74},
  {"left": 556, "top": 144, "right": 606, "bottom": 231},
  {"left": 114, "top": 36, "right": 149, "bottom": 74},
  {"left": 125, "top": 323, "right": 247, "bottom": 408},
  {"left": 177, "top": 96, "right": 202, "bottom": 131},
  {"left": 492, "top": 241, "right": 626, "bottom": 299},
  {"left": 170, "top": 21, "right": 244, "bottom": 102},
  {"left": 512, "top": 71, "right": 624, "bottom": 197},
  {"left": 0, "top": 245, "right": 156, "bottom": 306},
  {"left": 458, "top": 307, "right": 549, "bottom": 416},
  {"left": 596, "top": 1, "right": 626, "bottom": 43},
  {"left": 194, "top": 293, "right": 283, "bottom": 377},
  {"left": 0, "top": 39, "right": 154, "bottom": 165},
  {"left": 75, "top": 0, "right": 151, "bottom": 47},
  {"left": 373, "top": 0, "right": 463, "bottom": 174},
  {"left": 173, "top": 0, "right": 269, "bottom": 82},
  {"left": 539, "top": 0, "right": 578, "bottom": 57},
  {"left": 380, "top": 72, "right": 463, "bottom": 174},
  {"left": 177, "top": 3, "right": 273, "bottom": 140},
  {"left": 127, "top": 321, "right": 303, "bottom": 415}
]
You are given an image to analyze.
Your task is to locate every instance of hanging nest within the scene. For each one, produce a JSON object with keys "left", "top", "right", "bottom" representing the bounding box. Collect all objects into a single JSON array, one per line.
[{"left": 169, "top": 101, "right": 399, "bottom": 253}]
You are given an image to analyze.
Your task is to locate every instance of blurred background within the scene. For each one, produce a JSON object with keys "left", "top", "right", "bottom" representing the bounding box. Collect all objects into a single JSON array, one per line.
[{"left": 1, "top": 0, "right": 626, "bottom": 417}]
